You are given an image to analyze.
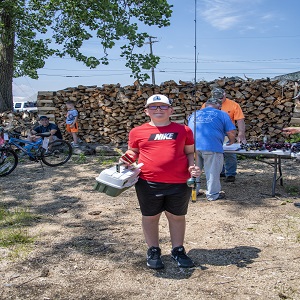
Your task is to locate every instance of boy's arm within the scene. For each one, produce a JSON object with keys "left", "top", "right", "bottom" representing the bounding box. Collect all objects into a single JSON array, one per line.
[
  {"left": 120, "top": 148, "right": 139, "bottom": 165},
  {"left": 69, "top": 113, "right": 78, "bottom": 128},
  {"left": 184, "top": 145, "right": 201, "bottom": 176},
  {"left": 72, "top": 110, "right": 79, "bottom": 125},
  {"left": 184, "top": 145, "right": 195, "bottom": 167}
]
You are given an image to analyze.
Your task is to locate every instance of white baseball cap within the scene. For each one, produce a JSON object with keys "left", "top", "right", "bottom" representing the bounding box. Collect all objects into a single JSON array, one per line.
[{"left": 145, "top": 94, "right": 172, "bottom": 107}]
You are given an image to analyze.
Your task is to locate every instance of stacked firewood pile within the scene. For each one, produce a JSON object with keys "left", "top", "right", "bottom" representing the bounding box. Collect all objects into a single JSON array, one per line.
[
  {"left": 1, "top": 78, "right": 298, "bottom": 146},
  {"left": 0, "top": 111, "right": 39, "bottom": 135}
]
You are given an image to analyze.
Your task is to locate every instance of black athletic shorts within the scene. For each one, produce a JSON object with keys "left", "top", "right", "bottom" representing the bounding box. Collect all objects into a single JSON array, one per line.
[{"left": 135, "top": 178, "right": 192, "bottom": 216}]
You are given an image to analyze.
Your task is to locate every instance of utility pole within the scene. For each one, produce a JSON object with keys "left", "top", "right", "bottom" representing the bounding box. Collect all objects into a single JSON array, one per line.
[{"left": 146, "top": 36, "right": 158, "bottom": 85}]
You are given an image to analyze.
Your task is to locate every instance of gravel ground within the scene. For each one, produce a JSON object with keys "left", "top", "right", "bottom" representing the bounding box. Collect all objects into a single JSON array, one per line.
[{"left": 0, "top": 155, "right": 299, "bottom": 300}]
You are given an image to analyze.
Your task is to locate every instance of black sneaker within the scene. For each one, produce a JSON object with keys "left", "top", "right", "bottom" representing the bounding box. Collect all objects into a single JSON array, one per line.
[
  {"left": 171, "top": 246, "right": 195, "bottom": 268},
  {"left": 147, "top": 246, "right": 164, "bottom": 269},
  {"left": 225, "top": 176, "right": 235, "bottom": 182}
]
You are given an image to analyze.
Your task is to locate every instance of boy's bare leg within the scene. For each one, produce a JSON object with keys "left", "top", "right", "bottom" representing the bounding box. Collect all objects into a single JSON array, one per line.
[
  {"left": 72, "top": 132, "right": 78, "bottom": 144},
  {"left": 165, "top": 211, "right": 185, "bottom": 248},
  {"left": 142, "top": 213, "right": 161, "bottom": 247}
]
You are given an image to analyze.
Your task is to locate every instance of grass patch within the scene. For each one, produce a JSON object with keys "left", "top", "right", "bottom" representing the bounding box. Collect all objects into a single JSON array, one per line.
[
  {"left": 72, "top": 152, "right": 119, "bottom": 166},
  {"left": 0, "top": 228, "right": 34, "bottom": 247},
  {"left": 285, "top": 185, "right": 299, "bottom": 196},
  {"left": 0, "top": 207, "right": 38, "bottom": 227},
  {"left": 72, "top": 152, "right": 88, "bottom": 164},
  {"left": 0, "top": 206, "right": 39, "bottom": 258},
  {"left": 96, "top": 155, "right": 119, "bottom": 166}
]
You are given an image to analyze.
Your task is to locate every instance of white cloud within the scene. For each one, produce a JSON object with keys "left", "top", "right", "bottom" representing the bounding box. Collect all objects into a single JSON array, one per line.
[
  {"left": 210, "top": 16, "right": 240, "bottom": 30},
  {"left": 200, "top": 0, "right": 274, "bottom": 31},
  {"left": 201, "top": 1, "right": 242, "bottom": 30},
  {"left": 260, "top": 13, "right": 275, "bottom": 21}
]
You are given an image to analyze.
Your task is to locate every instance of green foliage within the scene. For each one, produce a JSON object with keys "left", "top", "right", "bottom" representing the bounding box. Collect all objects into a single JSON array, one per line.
[
  {"left": 285, "top": 133, "right": 300, "bottom": 143},
  {"left": 1, "top": 0, "right": 173, "bottom": 81},
  {"left": 73, "top": 152, "right": 87, "bottom": 164}
]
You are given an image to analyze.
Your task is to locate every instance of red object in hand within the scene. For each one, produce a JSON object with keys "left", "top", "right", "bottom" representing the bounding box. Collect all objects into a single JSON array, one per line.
[{"left": 121, "top": 153, "right": 135, "bottom": 165}]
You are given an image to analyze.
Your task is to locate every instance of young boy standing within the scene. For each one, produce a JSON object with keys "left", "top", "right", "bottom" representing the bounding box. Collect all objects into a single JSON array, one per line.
[
  {"left": 121, "top": 94, "right": 200, "bottom": 269},
  {"left": 65, "top": 101, "right": 79, "bottom": 147}
]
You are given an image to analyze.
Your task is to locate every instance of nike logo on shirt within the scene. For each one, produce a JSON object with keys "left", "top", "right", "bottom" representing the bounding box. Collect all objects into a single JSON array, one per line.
[{"left": 148, "top": 133, "right": 178, "bottom": 141}]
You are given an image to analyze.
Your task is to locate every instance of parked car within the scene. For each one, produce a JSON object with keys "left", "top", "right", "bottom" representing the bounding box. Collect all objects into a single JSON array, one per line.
[{"left": 13, "top": 101, "right": 38, "bottom": 112}]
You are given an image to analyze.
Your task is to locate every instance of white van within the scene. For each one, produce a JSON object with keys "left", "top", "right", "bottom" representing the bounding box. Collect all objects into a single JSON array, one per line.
[{"left": 13, "top": 101, "right": 38, "bottom": 112}]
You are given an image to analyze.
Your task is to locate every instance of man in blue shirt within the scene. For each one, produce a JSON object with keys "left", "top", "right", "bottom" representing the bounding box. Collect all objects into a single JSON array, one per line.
[
  {"left": 188, "top": 98, "right": 236, "bottom": 200},
  {"left": 30, "top": 116, "right": 63, "bottom": 141}
]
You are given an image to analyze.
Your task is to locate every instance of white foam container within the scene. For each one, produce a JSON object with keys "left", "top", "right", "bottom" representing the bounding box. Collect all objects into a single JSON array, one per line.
[{"left": 94, "top": 163, "right": 143, "bottom": 197}]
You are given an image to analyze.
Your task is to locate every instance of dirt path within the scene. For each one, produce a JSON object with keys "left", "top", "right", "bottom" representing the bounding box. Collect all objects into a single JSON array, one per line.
[{"left": 0, "top": 155, "right": 299, "bottom": 300}]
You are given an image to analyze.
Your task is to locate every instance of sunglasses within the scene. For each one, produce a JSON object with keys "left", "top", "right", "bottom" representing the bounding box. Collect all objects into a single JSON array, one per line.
[{"left": 147, "top": 105, "right": 170, "bottom": 110}]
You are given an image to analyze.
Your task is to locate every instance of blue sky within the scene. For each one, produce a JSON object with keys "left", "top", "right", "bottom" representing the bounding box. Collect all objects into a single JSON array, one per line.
[{"left": 13, "top": 0, "right": 300, "bottom": 101}]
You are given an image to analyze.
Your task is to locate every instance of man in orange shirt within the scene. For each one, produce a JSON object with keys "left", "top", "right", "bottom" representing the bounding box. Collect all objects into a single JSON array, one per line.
[{"left": 211, "top": 88, "right": 246, "bottom": 182}]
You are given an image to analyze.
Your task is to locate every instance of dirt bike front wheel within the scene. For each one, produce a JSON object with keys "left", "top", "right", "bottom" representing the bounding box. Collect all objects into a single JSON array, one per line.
[{"left": 41, "top": 140, "right": 72, "bottom": 167}]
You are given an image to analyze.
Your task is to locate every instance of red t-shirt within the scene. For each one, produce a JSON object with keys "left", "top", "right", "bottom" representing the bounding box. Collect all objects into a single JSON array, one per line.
[{"left": 129, "top": 122, "right": 194, "bottom": 183}]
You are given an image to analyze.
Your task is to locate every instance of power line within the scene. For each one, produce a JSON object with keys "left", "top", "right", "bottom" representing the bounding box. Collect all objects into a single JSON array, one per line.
[
  {"left": 35, "top": 69, "right": 299, "bottom": 78},
  {"left": 158, "top": 70, "right": 296, "bottom": 76},
  {"left": 56, "top": 56, "right": 300, "bottom": 62},
  {"left": 197, "top": 34, "right": 300, "bottom": 40},
  {"left": 159, "top": 56, "right": 300, "bottom": 63},
  {"left": 50, "top": 34, "right": 300, "bottom": 45}
]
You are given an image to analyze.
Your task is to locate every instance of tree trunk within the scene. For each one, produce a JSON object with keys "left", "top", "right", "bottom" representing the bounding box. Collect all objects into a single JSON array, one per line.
[{"left": 0, "top": 8, "right": 14, "bottom": 112}]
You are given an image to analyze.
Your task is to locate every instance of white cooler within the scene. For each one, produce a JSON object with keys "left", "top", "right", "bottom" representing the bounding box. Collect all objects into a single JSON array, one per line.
[{"left": 94, "top": 163, "right": 143, "bottom": 197}]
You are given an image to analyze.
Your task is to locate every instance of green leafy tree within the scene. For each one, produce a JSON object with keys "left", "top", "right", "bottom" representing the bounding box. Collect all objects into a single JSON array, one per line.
[{"left": 0, "top": 0, "right": 172, "bottom": 112}]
